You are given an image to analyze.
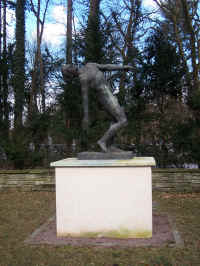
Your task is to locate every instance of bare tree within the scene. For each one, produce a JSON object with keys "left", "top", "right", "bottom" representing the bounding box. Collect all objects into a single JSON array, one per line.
[
  {"left": 102, "top": 0, "right": 143, "bottom": 103},
  {"left": 153, "top": 0, "right": 200, "bottom": 98},
  {"left": 0, "top": 1, "right": 2, "bottom": 125},
  {"left": 29, "top": 0, "right": 50, "bottom": 115}
]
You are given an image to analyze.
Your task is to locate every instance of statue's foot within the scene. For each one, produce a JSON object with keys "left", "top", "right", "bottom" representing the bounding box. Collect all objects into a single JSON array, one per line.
[
  {"left": 108, "top": 145, "right": 125, "bottom": 152},
  {"left": 97, "top": 140, "right": 107, "bottom": 152}
]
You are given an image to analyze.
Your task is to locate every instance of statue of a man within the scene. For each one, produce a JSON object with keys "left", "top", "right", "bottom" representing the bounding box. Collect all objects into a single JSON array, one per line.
[{"left": 62, "top": 63, "right": 133, "bottom": 152}]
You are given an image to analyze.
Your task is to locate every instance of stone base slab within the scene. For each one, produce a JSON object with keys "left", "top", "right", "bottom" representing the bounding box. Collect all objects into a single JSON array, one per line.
[
  {"left": 77, "top": 151, "right": 133, "bottom": 160},
  {"left": 25, "top": 213, "right": 179, "bottom": 247}
]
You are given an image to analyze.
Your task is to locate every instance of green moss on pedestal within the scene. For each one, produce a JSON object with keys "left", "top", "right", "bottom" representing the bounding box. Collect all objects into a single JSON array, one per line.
[{"left": 59, "top": 228, "right": 152, "bottom": 239}]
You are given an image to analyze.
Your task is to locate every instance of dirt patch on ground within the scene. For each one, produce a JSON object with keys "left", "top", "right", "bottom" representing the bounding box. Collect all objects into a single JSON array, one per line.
[{"left": 25, "top": 213, "right": 178, "bottom": 247}]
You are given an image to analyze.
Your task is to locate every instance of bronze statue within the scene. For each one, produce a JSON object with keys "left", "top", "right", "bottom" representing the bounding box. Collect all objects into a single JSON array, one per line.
[{"left": 62, "top": 63, "right": 133, "bottom": 153}]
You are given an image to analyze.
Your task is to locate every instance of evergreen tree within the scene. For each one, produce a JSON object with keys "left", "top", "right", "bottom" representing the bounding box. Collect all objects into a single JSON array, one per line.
[
  {"left": 0, "top": 1, "right": 15, "bottom": 146},
  {"left": 1, "top": 0, "right": 9, "bottom": 142},
  {"left": 144, "top": 28, "right": 186, "bottom": 109},
  {"left": 84, "top": 0, "right": 103, "bottom": 63},
  {"left": 134, "top": 27, "right": 188, "bottom": 167},
  {"left": 9, "top": 0, "right": 26, "bottom": 169}
]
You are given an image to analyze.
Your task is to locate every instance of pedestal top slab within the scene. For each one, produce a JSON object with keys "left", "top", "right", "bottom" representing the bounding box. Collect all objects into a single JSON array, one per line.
[{"left": 50, "top": 157, "right": 156, "bottom": 168}]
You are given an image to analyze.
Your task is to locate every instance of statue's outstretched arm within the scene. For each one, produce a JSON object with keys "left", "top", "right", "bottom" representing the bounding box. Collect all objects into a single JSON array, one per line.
[{"left": 96, "top": 64, "right": 134, "bottom": 71}]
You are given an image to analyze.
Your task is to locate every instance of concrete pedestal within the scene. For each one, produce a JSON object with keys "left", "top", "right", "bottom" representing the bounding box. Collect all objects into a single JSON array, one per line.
[{"left": 51, "top": 157, "right": 155, "bottom": 238}]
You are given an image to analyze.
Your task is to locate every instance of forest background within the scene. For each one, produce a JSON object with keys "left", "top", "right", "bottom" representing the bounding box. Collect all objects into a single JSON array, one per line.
[{"left": 0, "top": 0, "right": 200, "bottom": 169}]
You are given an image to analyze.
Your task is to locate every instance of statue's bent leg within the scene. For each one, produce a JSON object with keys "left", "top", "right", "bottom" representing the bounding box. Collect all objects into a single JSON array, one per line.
[
  {"left": 97, "top": 85, "right": 128, "bottom": 152},
  {"left": 97, "top": 114, "right": 128, "bottom": 152}
]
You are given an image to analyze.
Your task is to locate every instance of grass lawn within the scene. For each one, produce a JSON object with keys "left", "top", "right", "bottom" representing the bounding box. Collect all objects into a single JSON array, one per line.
[{"left": 0, "top": 191, "right": 200, "bottom": 266}]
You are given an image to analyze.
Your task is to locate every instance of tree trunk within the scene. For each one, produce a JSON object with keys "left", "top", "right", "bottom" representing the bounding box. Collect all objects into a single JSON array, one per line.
[
  {"left": 0, "top": 1, "right": 1, "bottom": 57},
  {"left": 180, "top": 0, "right": 199, "bottom": 95},
  {"left": 29, "top": 0, "right": 50, "bottom": 115},
  {"left": 111, "top": 0, "right": 141, "bottom": 103},
  {"left": 89, "top": 0, "right": 101, "bottom": 17},
  {"left": 66, "top": 0, "right": 72, "bottom": 64},
  {"left": 14, "top": 0, "right": 26, "bottom": 130},
  {"left": 153, "top": 0, "right": 200, "bottom": 99},
  {"left": 0, "top": 1, "right": 2, "bottom": 126},
  {"left": 2, "top": 0, "right": 9, "bottom": 139}
]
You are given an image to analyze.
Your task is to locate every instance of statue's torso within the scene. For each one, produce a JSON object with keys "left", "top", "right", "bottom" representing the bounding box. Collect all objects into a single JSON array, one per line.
[{"left": 79, "top": 63, "right": 107, "bottom": 90}]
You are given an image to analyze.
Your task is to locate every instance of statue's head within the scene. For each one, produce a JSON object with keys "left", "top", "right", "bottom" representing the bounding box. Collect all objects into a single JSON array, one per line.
[{"left": 61, "top": 64, "right": 78, "bottom": 82}]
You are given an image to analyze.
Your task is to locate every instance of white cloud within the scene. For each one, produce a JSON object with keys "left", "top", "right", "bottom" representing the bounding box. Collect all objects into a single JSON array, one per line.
[
  {"left": 143, "top": 0, "right": 158, "bottom": 9},
  {"left": 42, "top": 5, "right": 67, "bottom": 46},
  {"left": 43, "top": 22, "right": 66, "bottom": 46},
  {"left": 42, "top": 5, "right": 80, "bottom": 46},
  {"left": 30, "top": 5, "right": 67, "bottom": 46},
  {"left": 51, "top": 5, "right": 67, "bottom": 25},
  {"left": 7, "top": 8, "right": 15, "bottom": 41}
]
